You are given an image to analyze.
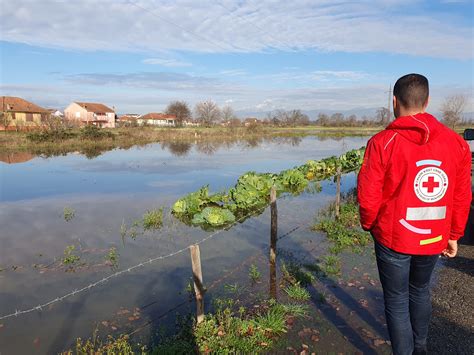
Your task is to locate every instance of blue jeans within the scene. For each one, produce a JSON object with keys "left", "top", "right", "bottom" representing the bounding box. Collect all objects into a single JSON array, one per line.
[{"left": 374, "top": 240, "right": 439, "bottom": 355}]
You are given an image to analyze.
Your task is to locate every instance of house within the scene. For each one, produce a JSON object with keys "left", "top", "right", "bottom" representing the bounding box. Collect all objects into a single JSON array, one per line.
[
  {"left": 118, "top": 114, "right": 140, "bottom": 126},
  {"left": 183, "top": 120, "right": 200, "bottom": 127},
  {"left": 1, "top": 96, "right": 49, "bottom": 130},
  {"left": 48, "top": 109, "right": 64, "bottom": 118},
  {"left": 243, "top": 117, "right": 260, "bottom": 127},
  {"left": 137, "top": 113, "right": 176, "bottom": 127},
  {"left": 64, "top": 102, "right": 116, "bottom": 128}
]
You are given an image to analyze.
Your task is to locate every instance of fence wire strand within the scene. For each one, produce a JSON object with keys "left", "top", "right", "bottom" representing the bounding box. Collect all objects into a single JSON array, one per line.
[{"left": 0, "top": 202, "right": 277, "bottom": 321}]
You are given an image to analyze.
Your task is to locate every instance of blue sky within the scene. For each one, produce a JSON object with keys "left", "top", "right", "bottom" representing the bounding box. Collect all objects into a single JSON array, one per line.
[{"left": 1, "top": 0, "right": 472, "bottom": 116}]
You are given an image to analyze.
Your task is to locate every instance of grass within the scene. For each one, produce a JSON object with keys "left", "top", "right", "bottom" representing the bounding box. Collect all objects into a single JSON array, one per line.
[
  {"left": 284, "top": 283, "right": 311, "bottom": 301},
  {"left": 63, "top": 334, "right": 146, "bottom": 355},
  {"left": 63, "top": 207, "right": 75, "bottom": 222},
  {"left": 68, "top": 298, "right": 308, "bottom": 354},
  {"left": 62, "top": 245, "right": 80, "bottom": 268},
  {"left": 142, "top": 208, "right": 163, "bottom": 230},
  {"left": 248, "top": 264, "right": 261, "bottom": 283},
  {"left": 105, "top": 247, "right": 119, "bottom": 269},
  {"left": 281, "top": 261, "right": 315, "bottom": 286},
  {"left": 312, "top": 193, "right": 370, "bottom": 255}
]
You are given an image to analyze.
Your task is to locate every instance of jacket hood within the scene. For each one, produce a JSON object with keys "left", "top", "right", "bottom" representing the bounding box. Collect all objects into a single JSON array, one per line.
[{"left": 386, "top": 112, "right": 441, "bottom": 145}]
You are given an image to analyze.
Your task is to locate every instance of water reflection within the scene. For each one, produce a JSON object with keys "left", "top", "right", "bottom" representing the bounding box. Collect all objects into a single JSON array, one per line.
[
  {"left": 0, "top": 135, "right": 348, "bottom": 165},
  {"left": 0, "top": 152, "right": 35, "bottom": 164}
]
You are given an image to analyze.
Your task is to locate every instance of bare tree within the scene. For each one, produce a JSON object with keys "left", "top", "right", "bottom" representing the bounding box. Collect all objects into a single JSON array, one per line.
[
  {"left": 441, "top": 95, "right": 466, "bottom": 129},
  {"left": 166, "top": 101, "right": 191, "bottom": 127},
  {"left": 194, "top": 100, "right": 221, "bottom": 126},
  {"left": 376, "top": 107, "right": 391, "bottom": 126},
  {"left": 221, "top": 105, "right": 236, "bottom": 122},
  {"left": 274, "top": 109, "right": 309, "bottom": 126}
]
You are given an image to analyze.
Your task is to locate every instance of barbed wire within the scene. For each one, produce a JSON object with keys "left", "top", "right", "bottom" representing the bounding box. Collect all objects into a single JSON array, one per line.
[
  {"left": 126, "top": 221, "right": 305, "bottom": 337},
  {"left": 0, "top": 202, "right": 274, "bottom": 321}
]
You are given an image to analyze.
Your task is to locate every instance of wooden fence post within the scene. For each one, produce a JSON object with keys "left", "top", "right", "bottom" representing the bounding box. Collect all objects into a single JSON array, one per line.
[
  {"left": 270, "top": 186, "right": 277, "bottom": 299},
  {"left": 190, "top": 244, "right": 205, "bottom": 323},
  {"left": 335, "top": 165, "right": 341, "bottom": 220}
]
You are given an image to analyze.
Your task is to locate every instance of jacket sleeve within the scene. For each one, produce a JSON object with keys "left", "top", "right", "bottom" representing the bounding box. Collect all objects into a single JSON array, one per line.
[
  {"left": 450, "top": 143, "right": 472, "bottom": 240},
  {"left": 357, "top": 138, "right": 386, "bottom": 231}
]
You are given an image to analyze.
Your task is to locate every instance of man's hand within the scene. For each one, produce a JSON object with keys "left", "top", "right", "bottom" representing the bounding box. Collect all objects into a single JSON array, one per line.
[{"left": 442, "top": 240, "right": 458, "bottom": 258}]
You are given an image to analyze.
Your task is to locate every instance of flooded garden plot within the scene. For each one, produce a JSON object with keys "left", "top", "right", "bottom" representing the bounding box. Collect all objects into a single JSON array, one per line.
[{"left": 0, "top": 135, "right": 392, "bottom": 354}]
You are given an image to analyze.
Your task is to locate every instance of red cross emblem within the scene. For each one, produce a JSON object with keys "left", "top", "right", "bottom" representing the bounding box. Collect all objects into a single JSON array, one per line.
[{"left": 422, "top": 176, "right": 440, "bottom": 193}]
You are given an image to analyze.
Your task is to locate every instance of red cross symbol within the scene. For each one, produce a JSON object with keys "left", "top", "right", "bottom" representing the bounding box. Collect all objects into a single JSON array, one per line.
[{"left": 422, "top": 176, "right": 439, "bottom": 193}]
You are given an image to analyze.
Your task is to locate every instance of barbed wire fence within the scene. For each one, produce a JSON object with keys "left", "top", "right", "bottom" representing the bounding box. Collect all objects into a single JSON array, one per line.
[{"left": 0, "top": 189, "right": 310, "bottom": 322}]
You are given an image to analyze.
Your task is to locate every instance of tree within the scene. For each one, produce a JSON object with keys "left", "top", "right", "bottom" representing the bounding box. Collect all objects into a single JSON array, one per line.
[
  {"left": 221, "top": 105, "right": 236, "bottom": 122},
  {"left": 376, "top": 107, "right": 391, "bottom": 126},
  {"left": 441, "top": 95, "right": 466, "bottom": 129},
  {"left": 273, "top": 109, "right": 309, "bottom": 126},
  {"left": 194, "top": 100, "right": 221, "bottom": 126},
  {"left": 316, "top": 113, "right": 329, "bottom": 126},
  {"left": 330, "top": 113, "right": 344, "bottom": 126},
  {"left": 166, "top": 101, "right": 191, "bottom": 127}
]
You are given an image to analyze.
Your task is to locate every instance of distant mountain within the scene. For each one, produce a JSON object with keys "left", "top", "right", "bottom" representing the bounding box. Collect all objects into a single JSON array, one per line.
[
  {"left": 235, "top": 107, "right": 382, "bottom": 120},
  {"left": 235, "top": 108, "right": 474, "bottom": 122}
]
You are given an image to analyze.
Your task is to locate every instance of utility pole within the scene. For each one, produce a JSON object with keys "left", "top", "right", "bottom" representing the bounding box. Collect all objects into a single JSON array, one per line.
[{"left": 387, "top": 84, "right": 392, "bottom": 122}]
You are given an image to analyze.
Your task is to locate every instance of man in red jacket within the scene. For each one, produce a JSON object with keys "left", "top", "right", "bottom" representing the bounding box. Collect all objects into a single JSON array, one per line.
[{"left": 357, "top": 73, "right": 471, "bottom": 355}]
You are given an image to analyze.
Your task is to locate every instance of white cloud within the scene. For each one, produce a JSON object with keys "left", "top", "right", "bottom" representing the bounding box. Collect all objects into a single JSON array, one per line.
[
  {"left": 2, "top": 80, "right": 472, "bottom": 116},
  {"left": 142, "top": 58, "right": 192, "bottom": 67},
  {"left": 1, "top": 0, "right": 472, "bottom": 59}
]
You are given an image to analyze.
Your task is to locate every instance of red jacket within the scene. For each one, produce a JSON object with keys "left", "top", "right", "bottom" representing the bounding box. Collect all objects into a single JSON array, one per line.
[{"left": 357, "top": 112, "right": 472, "bottom": 255}]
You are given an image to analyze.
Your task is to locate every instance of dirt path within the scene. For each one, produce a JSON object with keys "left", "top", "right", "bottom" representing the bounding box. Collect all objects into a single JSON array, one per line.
[{"left": 429, "top": 243, "right": 474, "bottom": 355}]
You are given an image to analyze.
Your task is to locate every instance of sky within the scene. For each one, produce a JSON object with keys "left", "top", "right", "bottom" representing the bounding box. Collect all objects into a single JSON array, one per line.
[{"left": 0, "top": 0, "right": 473, "bottom": 117}]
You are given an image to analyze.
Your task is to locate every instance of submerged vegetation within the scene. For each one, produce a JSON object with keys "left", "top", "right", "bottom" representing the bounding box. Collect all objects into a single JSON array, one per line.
[
  {"left": 142, "top": 208, "right": 164, "bottom": 231},
  {"left": 172, "top": 147, "right": 365, "bottom": 229},
  {"left": 63, "top": 207, "right": 75, "bottom": 222},
  {"left": 313, "top": 192, "right": 370, "bottom": 255},
  {"left": 61, "top": 245, "right": 80, "bottom": 270}
]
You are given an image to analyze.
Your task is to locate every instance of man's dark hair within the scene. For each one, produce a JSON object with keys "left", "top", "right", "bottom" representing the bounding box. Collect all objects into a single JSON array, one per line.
[{"left": 393, "top": 73, "right": 429, "bottom": 108}]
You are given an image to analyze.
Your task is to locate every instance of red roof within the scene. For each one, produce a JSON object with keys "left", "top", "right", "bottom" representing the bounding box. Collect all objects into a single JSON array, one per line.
[
  {"left": 140, "top": 112, "right": 176, "bottom": 120},
  {"left": 75, "top": 102, "right": 114, "bottom": 114},
  {"left": 1, "top": 96, "right": 48, "bottom": 113}
]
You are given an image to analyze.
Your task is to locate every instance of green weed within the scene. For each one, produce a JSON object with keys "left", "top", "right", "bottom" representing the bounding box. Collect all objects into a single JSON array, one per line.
[
  {"left": 248, "top": 264, "right": 261, "bottom": 283},
  {"left": 284, "top": 283, "right": 311, "bottom": 301},
  {"left": 313, "top": 198, "right": 370, "bottom": 255},
  {"left": 63, "top": 334, "right": 146, "bottom": 355},
  {"left": 62, "top": 245, "right": 80, "bottom": 268},
  {"left": 142, "top": 208, "right": 163, "bottom": 230},
  {"left": 105, "top": 247, "right": 119, "bottom": 269},
  {"left": 281, "top": 261, "right": 315, "bottom": 286},
  {"left": 63, "top": 207, "right": 75, "bottom": 222}
]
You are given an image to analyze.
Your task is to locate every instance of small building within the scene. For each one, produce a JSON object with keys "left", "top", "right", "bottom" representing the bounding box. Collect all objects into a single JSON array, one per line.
[
  {"left": 64, "top": 102, "right": 116, "bottom": 128},
  {"left": 243, "top": 117, "right": 260, "bottom": 127},
  {"left": 138, "top": 113, "right": 176, "bottom": 127},
  {"left": 48, "top": 109, "right": 64, "bottom": 118},
  {"left": 1, "top": 96, "right": 49, "bottom": 130},
  {"left": 118, "top": 114, "right": 140, "bottom": 126}
]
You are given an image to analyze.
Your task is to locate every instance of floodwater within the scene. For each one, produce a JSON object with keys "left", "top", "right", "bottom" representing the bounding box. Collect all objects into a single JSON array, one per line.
[{"left": 0, "top": 136, "right": 393, "bottom": 354}]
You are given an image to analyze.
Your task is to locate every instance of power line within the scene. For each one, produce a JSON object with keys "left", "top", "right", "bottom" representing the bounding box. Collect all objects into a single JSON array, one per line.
[
  {"left": 214, "top": 1, "right": 296, "bottom": 52},
  {"left": 126, "top": 0, "right": 249, "bottom": 54}
]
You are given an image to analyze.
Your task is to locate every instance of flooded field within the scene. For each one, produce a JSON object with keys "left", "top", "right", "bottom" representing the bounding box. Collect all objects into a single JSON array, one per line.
[{"left": 0, "top": 136, "right": 393, "bottom": 354}]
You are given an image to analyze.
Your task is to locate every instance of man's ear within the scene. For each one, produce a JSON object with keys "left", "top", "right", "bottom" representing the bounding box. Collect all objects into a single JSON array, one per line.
[{"left": 393, "top": 96, "right": 397, "bottom": 110}]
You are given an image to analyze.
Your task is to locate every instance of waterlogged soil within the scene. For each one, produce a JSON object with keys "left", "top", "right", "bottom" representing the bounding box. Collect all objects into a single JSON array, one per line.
[{"left": 0, "top": 135, "right": 468, "bottom": 354}]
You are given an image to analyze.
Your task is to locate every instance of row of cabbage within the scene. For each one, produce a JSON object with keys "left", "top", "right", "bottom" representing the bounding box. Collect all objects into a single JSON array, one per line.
[{"left": 172, "top": 147, "right": 365, "bottom": 228}]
